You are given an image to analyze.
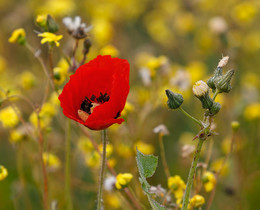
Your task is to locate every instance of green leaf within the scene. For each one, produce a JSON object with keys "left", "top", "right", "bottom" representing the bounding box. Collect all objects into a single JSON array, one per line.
[{"left": 136, "top": 148, "right": 158, "bottom": 179}]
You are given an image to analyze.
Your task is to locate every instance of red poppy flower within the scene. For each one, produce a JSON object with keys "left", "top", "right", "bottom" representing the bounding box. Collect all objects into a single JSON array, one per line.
[{"left": 59, "top": 55, "right": 130, "bottom": 130}]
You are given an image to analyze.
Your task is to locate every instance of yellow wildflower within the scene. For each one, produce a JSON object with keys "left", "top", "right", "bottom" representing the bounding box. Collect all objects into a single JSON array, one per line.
[
  {"left": 115, "top": 173, "right": 133, "bottom": 190},
  {"left": 168, "top": 175, "right": 186, "bottom": 199},
  {"left": 202, "top": 171, "right": 216, "bottom": 192},
  {"left": 121, "top": 102, "right": 134, "bottom": 117},
  {"left": 92, "top": 18, "right": 114, "bottom": 45},
  {"left": 232, "top": 2, "right": 257, "bottom": 25},
  {"left": 210, "top": 158, "right": 229, "bottom": 176},
  {"left": 36, "top": 14, "right": 47, "bottom": 28},
  {"left": 38, "top": 32, "right": 63, "bottom": 47},
  {"left": 85, "top": 152, "right": 99, "bottom": 168},
  {"left": 189, "top": 194, "right": 205, "bottom": 208},
  {"left": 105, "top": 194, "right": 121, "bottom": 209},
  {"left": 17, "top": 71, "right": 36, "bottom": 90},
  {"left": 244, "top": 103, "right": 260, "bottom": 121},
  {"left": 100, "top": 45, "right": 119, "bottom": 57},
  {"left": 8, "top": 28, "right": 26, "bottom": 44},
  {"left": 116, "top": 143, "right": 133, "bottom": 158},
  {"left": 0, "top": 106, "right": 19, "bottom": 128},
  {"left": 53, "top": 67, "right": 67, "bottom": 85},
  {"left": 77, "top": 136, "right": 94, "bottom": 153},
  {"left": 49, "top": 91, "right": 61, "bottom": 107},
  {"left": 0, "top": 165, "right": 8, "bottom": 181},
  {"left": 98, "top": 144, "right": 113, "bottom": 157},
  {"left": 135, "top": 141, "right": 154, "bottom": 155},
  {"left": 43, "top": 152, "right": 61, "bottom": 170},
  {"left": 9, "top": 129, "right": 24, "bottom": 143},
  {"left": 186, "top": 61, "right": 207, "bottom": 84}
]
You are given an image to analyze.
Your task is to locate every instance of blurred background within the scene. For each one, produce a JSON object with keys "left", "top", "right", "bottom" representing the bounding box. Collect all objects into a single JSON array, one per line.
[{"left": 0, "top": 0, "right": 260, "bottom": 209}]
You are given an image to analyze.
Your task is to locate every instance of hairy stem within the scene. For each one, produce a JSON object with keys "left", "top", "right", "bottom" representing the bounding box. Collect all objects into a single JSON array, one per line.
[
  {"left": 182, "top": 138, "right": 204, "bottom": 210},
  {"left": 65, "top": 120, "right": 73, "bottom": 210},
  {"left": 97, "top": 129, "right": 107, "bottom": 210}
]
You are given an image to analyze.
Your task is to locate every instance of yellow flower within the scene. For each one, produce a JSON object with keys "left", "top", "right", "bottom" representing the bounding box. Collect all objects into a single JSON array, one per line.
[
  {"left": 232, "top": 2, "right": 257, "bottom": 25},
  {"left": 105, "top": 194, "right": 121, "bottom": 209},
  {"left": 115, "top": 173, "right": 133, "bottom": 190},
  {"left": 192, "top": 80, "right": 209, "bottom": 97},
  {"left": 121, "top": 102, "right": 134, "bottom": 117},
  {"left": 77, "top": 136, "right": 94, "bottom": 153},
  {"left": 9, "top": 129, "right": 24, "bottom": 143},
  {"left": 116, "top": 143, "right": 133, "bottom": 158},
  {"left": 202, "top": 171, "right": 216, "bottom": 192},
  {"left": 85, "top": 152, "right": 99, "bottom": 168},
  {"left": 100, "top": 45, "right": 119, "bottom": 57},
  {"left": 38, "top": 32, "right": 63, "bottom": 47},
  {"left": 0, "top": 106, "right": 19, "bottom": 128},
  {"left": 135, "top": 141, "right": 154, "bottom": 155},
  {"left": 92, "top": 18, "right": 114, "bottom": 45},
  {"left": 98, "top": 144, "right": 113, "bottom": 157},
  {"left": 244, "top": 103, "right": 260, "bottom": 121},
  {"left": 0, "top": 165, "right": 8, "bottom": 181},
  {"left": 53, "top": 67, "right": 67, "bottom": 85},
  {"left": 17, "top": 71, "right": 36, "bottom": 90},
  {"left": 168, "top": 175, "right": 186, "bottom": 199},
  {"left": 210, "top": 157, "right": 229, "bottom": 176},
  {"left": 8, "top": 28, "right": 26, "bottom": 44},
  {"left": 43, "top": 152, "right": 61, "bottom": 170},
  {"left": 189, "top": 194, "right": 205, "bottom": 208},
  {"left": 36, "top": 14, "right": 47, "bottom": 28},
  {"left": 186, "top": 61, "right": 207, "bottom": 84}
]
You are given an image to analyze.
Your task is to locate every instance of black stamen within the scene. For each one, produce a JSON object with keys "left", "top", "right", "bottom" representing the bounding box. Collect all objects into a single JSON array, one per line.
[
  {"left": 115, "top": 111, "right": 120, "bottom": 119},
  {"left": 80, "top": 92, "right": 110, "bottom": 115}
]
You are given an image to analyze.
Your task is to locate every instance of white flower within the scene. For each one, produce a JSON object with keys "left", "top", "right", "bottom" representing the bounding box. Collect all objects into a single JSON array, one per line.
[
  {"left": 170, "top": 70, "right": 191, "bottom": 91},
  {"left": 153, "top": 124, "right": 169, "bottom": 135},
  {"left": 104, "top": 176, "right": 116, "bottom": 191},
  {"left": 63, "top": 16, "right": 92, "bottom": 39},
  {"left": 139, "top": 67, "right": 151, "bottom": 86}
]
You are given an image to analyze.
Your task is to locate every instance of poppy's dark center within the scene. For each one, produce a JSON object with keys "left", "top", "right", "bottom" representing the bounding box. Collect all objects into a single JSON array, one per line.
[{"left": 78, "top": 92, "right": 110, "bottom": 122}]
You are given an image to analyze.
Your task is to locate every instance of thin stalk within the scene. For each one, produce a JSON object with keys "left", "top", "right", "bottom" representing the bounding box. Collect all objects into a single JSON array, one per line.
[
  {"left": 97, "top": 129, "right": 107, "bottom": 210},
  {"left": 65, "top": 120, "right": 73, "bottom": 210},
  {"left": 182, "top": 138, "right": 204, "bottom": 210},
  {"left": 179, "top": 107, "right": 202, "bottom": 127},
  {"left": 158, "top": 133, "right": 170, "bottom": 178},
  {"left": 212, "top": 90, "right": 219, "bottom": 101}
]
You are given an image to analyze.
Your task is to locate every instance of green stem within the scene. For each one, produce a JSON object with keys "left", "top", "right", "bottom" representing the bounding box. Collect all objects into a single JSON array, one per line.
[
  {"left": 97, "top": 129, "right": 107, "bottom": 210},
  {"left": 178, "top": 107, "right": 202, "bottom": 127},
  {"left": 158, "top": 134, "right": 170, "bottom": 178},
  {"left": 181, "top": 138, "right": 204, "bottom": 210},
  {"left": 212, "top": 90, "right": 219, "bottom": 101},
  {"left": 65, "top": 120, "right": 73, "bottom": 210}
]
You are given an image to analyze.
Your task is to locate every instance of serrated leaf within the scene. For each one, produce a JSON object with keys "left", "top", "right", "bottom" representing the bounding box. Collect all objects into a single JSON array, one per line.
[{"left": 136, "top": 148, "right": 158, "bottom": 178}]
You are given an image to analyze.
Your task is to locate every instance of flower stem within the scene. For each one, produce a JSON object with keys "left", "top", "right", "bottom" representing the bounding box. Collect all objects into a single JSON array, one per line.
[
  {"left": 65, "top": 119, "right": 73, "bottom": 210},
  {"left": 181, "top": 138, "right": 204, "bottom": 210},
  {"left": 178, "top": 107, "right": 202, "bottom": 127},
  {"left": 97, "top": 129, "right": 107, "bottom": 210},
  {"left": 158, "top": 134, "right": 170, "bottom": 178},
  {"left": 212, "top": 90, "right": 219, "bottom": 101}
]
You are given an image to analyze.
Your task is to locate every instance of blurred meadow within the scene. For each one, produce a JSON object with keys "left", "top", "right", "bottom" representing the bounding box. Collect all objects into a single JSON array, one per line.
[{"left": 0, "top": 0, "right": 260, "bottom": 209}]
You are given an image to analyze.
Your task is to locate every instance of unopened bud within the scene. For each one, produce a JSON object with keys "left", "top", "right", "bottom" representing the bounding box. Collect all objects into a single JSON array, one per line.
[
  {"left": 215, "top": 69, "right": 234, "bottom": 93},
  {"left": 36, "top": 14, "right": 47, "bottom": 28},
  {"left": 47, "top": 15, "right": 59, "bottom": 33},
  {"left": 231, "top": 121, "right": 240, "bottom": 132},
  {"left": 83, "top": 39, "right": 91, "bottom": 55},
  {"left": 165, "top": 89, "right": 184, "bottom": 109},
  {"left": 207, "top": 67, "right": 222, "bottom": 91},
  {"left": 217, "top": 56, "right": 229, "bottom": 68},
  {"left": 209, "top": 102, "right": 221, "bottom": 115}
]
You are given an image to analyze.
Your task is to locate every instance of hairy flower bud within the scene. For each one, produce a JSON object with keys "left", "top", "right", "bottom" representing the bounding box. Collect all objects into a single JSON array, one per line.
[
  {"left": 47, "top": 15, "right": 59, "bottom": 33},
  {"left": 207, "top": 67, "right": 222, "bottom": 90},
  {"left": 165, "top": 89, "right": 184, "bottom": 109},
  {"left": 193, "top": 81, "right": 213, "bottom": 110},
  {"left": 215, "top": 69, "right": 234, "bottom": 93},
  {"left": 209, "top": 102, "right": 221, "bottom": 115}
]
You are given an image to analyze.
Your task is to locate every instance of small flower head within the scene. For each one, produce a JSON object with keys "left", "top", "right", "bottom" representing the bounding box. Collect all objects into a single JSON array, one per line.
[
  {"left": 244, "top": 103, "right": 260, "bottom": 121},
  {"left": 0, "top": 165, "right": 8, "bottom": 181},
  {"left": 202, "top": 171, "right": 216, "bottom": 192},
  {"left": 165, "top": 89, "right": 184, "bottom": 109},
  {"left": 218, "top": 56, "right": 229, "bottom": 68},
  {"left": 153, "top": 124, "right": 169, "bottom": 136},
  {"left": 115, "top": 173, "right": 133, "bottom": 190},
  {"left": 104, "top": 176, "right": 116, "bottom": 191},
  {"left": 168, "top": 175, "right": 186, "bottom": 199},
  {"left": 192, "top": 80, "right": 209, "bottom": 97},
  {"left": 36, "top": 14, "right": 48, "bottom": 28},
  {"left": 231, "top": 121, "right": 240, "bottom": 132},
  {"left": 0, "top": 106, "right": 19, "bottom": 128},
  {"left": 43, "top": 152, "right": 61, "bottom": 171},
  {"left": 8, "top": 28, "right": 26, "bottom": 45},
  {"left": 63, "top": 16, "right": 92, "bottom": 39},
  {"left": 189, "top": 194, "right": 205, "bottom": 208},
  {"left": 215, "top": 69, "right": 235, "bottom": 93},
  {"left": 134, "top": 141, "right": 154, "bottom": 155},
  {"left": 38, "top": 32, "right": 63, "bottom": 47},
  {"left": 17, "top": 71, "right": 36, "bottom": 90}
]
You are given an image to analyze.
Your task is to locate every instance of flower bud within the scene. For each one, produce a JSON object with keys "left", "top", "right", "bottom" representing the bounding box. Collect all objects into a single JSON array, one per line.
[
  {"left": 115, "top": 173, "right": 133, "bottom": 190},
  {"left": 231, "top": 121, "right": 240, "bottom": 132},
  {"left": 165, "top": 89, "right": 184, "bottom": 109},
  {"left": 83, "top": 39, "right": 91, "bottom": 55},
  {"left": 209, "top": 102, "right": 221, "bottom": 115},
  {"left": 8, "top": 28, "right": 26, "bottom": 45},
  {"left": 36, "top": 14, "right": 47, "bottom": 29},
  {"left": 47, "top": 15, "right": 59, "bottom": 33},
  {"left": 207, "top": 67, "right": 222, "bottom": 90},
  {"left": 193, "top": 81, "right": 213, "bottom": 109},
  {"left": 215, "top": 69, "right": 234, "bottom": 93}
]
